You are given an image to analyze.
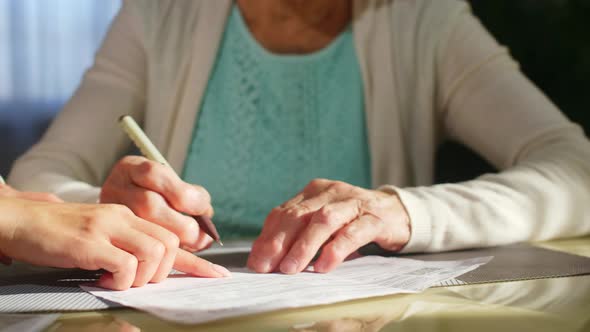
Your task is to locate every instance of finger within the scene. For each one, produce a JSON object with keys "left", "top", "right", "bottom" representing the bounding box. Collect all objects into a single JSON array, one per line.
[
  {"left": 128, "top": 157, "right": 212, "bottom": 216},
  {"left": 279, "top": 199, "right": 361, "bottom": 274},
  {"left": 247, "top": 207, "right": 307, "bottom": 273},
  {"left": 173, "top": 249, "right": 231, "bottom": 278},
  {"left": 247, "top": 184, "right": 343, "bottom": 274},
  {"left": 301, "top": 178, "right": 334, "bottom": 196},
  {"left": 181, "top": 230, "right": 214, "bottom": 253},
  {"left": 118, "top": 185, "right": 202, "bottom": 246},
  {"left": 113, "top": 319, "right": 141, "bottom": 332},
  {"left": 91, "top": 245, "right": 138, "bottom": 291},
  {"left": 111, "top": 228, "right": 166, "bottom": 287},
  {"left": 128, "top": 217, "right": 180, "bottom": 283},
  {"left": 288, "top": 184, "right": 341, "bottom": 217},
  {"left": 276, "top": 178, "right": 334, "bottom": 210},
  {"left": 279, "top": 193, "right": 304, "bottom": 209},
  {"left": 314, "top": 214, "right": 382, "bottom": 273}
]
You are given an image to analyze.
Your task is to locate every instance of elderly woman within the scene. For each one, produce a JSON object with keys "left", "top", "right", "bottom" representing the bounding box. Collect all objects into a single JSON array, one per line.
[{"left": 10, "top": 0, "right": 590, "bottom": 281}]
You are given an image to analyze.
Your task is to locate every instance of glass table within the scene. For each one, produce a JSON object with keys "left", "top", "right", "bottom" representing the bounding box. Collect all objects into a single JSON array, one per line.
[{"left": 41, "top": 237, "right": 590, "bottom": 332}]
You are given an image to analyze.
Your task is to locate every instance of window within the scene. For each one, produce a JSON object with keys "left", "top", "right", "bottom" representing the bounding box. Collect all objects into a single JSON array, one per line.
[{"left": 0, "top": 0, "right": 121, "bottom": 104}]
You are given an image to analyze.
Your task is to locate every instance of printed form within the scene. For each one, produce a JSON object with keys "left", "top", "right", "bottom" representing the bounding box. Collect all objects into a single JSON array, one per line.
[{"left": 83, "top": 255, "right": 491, "bottom": 324}]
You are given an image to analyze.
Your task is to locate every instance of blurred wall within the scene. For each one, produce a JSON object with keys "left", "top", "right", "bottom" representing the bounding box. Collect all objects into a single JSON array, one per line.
[
  {"left": 0, "top": 0, "right": 121, "bottom": 176},
  {"left": 1, "top": 1, "right": 588, "bottom": 183},
  {"left": 436, "top": 0, "right": 590, "bottom": 182}
]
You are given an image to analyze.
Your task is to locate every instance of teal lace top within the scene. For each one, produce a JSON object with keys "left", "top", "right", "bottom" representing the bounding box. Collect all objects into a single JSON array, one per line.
[{"left": 182, "top": 5, "right": 371, "bottom": 238}]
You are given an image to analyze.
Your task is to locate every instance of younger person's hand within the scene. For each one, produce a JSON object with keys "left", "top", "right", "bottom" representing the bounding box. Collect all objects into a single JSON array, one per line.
[
  {"left": 0, "top": 184, "right": 63, "bottom": 265},
  {"left": 0, "top": 198, "right": 230, "bottom": 290},
  {"left": 0, "top": 183, "right": 63, "bottom": 203}
]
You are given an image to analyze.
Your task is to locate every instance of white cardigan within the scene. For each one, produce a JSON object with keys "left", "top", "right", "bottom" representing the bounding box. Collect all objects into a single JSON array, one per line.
[{"left": 9, "top": 0, "right": 590, "bottom": 253}]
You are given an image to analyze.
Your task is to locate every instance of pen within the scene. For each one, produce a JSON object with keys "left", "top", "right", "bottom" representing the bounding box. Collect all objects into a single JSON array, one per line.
[
  {"left": 118, "top": 115, "right": 223, "bottom": 246},
  {"left": 0, "top": 175, "right": 5, "bottom": 185}
]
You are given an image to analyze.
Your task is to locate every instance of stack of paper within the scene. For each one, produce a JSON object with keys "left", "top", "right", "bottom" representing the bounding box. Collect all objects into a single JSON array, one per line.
[{"left": 84, "top": 255, "right": 492, "bottom": 324}]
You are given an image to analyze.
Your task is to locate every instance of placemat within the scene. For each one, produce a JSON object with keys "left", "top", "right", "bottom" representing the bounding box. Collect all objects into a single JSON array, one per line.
[{"left": 364, "top": 243, "right": 590, "bottom": 285}]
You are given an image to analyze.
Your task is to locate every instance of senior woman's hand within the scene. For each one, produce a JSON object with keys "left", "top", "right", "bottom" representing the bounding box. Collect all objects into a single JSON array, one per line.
[
  {"left": 100, "top": 156, "right": 214, "bottom": 251},
  {"left": 247, "top": 179, "right": 411, "bottom": 274}
]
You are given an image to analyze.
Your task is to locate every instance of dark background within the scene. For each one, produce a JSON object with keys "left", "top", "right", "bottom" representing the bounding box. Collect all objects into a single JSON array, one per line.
[
  {"left": 437, "top": 0, "right": 590, "bottom": 182},
  {"left": 1, "top": 0, "right": 589, "bottom": 182}
]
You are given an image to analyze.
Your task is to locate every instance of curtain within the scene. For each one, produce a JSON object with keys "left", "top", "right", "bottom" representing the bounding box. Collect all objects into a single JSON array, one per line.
[{"left": 0, "top": 0, "right": 121, "bottom": 105}]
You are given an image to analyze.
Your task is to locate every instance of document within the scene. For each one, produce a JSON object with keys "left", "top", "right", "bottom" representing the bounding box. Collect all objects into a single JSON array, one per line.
[{"left": 83, "top": 255, "right": 492, "bottom": 324}]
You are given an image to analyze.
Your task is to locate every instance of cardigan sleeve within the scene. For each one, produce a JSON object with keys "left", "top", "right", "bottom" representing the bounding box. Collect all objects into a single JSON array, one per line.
[
  {"left": 393, "top": 2, "right": 590, "bottom": 252},
  {"left": 8, "top": 0, "right": 147, "bottom": 203}
]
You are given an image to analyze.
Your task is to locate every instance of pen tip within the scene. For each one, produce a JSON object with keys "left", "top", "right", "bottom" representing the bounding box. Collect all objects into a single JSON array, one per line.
[{"left": 218, "top": 240, "right": 224, "bottom": 246}]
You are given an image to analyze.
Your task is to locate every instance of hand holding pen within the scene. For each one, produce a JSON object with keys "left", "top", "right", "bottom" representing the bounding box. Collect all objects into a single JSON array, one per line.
[{"left": 99, "top": 116, "right": 222, "bottom": 254}]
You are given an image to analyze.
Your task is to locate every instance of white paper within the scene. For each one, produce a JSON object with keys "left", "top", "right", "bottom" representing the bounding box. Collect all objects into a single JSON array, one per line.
[
  {"left": 0, "top": 314, "right": 59, "bottom": 332},
  {"left": 83, "top": 255, "right": 492, "bottom": 324}
]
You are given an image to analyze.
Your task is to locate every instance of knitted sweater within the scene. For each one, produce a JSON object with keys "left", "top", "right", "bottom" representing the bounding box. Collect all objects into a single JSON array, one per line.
[{"left": 9, "top": 0, "right": 590, "bottom": 252}]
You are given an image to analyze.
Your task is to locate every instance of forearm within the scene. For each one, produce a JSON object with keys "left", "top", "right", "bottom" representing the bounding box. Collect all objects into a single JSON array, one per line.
[
  {"left": 412, "top": 3, "right": 590, "bottom": 253},
  {"left": 393, "top": 131, "right": 590, "bottom": 253}
]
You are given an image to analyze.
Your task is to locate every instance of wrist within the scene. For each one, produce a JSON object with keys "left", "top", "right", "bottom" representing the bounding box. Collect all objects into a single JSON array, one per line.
[
  {"left": 0, "top": 198, "right": 19, "bottom": 263},
  {"left": 373, "top": 187, "right": 411, "bottom": 251},
  {"left": 0, "top": 198, "right": 29, "bottom": 260}
]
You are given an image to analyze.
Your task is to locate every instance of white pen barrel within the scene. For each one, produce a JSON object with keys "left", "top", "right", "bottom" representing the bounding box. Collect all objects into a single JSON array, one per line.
[{"left": 118, "top": 115, "right": 170, "bottom": 167}]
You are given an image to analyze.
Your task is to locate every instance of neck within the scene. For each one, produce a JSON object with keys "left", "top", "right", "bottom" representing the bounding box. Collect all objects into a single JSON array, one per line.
[
  {"left": 236, "top": 0, "right": 352, "bottom": 54},
  {"left": 238, "top": 0, "right": 349, "bottom": 26}
]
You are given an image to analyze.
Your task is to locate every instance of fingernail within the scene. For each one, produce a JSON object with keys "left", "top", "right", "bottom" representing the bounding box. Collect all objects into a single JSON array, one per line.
[
  {"left": 250, "top": 255, "right": 272, "bottom": 273},
  {"left": 313, "top": 261, "right": 326, "bottom": 273},
  {"left": 212, "top": 264, "right": 231, "bottom": 277},
  {"left": 280, "top": 258, "right": 298, "bottom": 274}
]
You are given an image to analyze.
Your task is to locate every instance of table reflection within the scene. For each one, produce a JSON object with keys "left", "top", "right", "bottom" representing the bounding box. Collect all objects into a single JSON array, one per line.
[
  {"left": 289, "top": 275, "right": 590, "bottom": 332},
  {"left": 51, "top": 316, "right": 139, "bottom": 332},
  {"left": 45, "top": 237, "right": 590, "bottom": 332}
]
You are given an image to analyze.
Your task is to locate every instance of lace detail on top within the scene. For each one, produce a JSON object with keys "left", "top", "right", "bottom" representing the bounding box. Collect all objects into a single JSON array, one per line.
[{"left": 182, "top": 5, "right": 371, "bottom": 238}]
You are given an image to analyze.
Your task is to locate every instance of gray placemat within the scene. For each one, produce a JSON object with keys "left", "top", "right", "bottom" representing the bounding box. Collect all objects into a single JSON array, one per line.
[
  {"left": 412, "top": 244, "right": 590, "bottom": 284},
  {"left": 361, "top": 243, "right": 590, "bottom": 285},
  {"left": 206, "top": 243, "right": 590, "bottom": 286},
  {"left": 0, "top": 265, "right": 120, "bottom": 313}
]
